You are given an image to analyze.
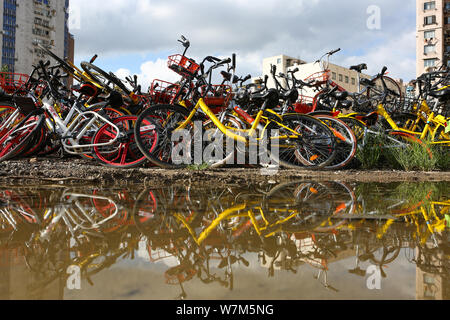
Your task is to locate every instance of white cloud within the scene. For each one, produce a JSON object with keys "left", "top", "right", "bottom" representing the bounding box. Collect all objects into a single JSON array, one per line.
[{"left": 115, "top": 59, "right": 182, "bottom": 93}]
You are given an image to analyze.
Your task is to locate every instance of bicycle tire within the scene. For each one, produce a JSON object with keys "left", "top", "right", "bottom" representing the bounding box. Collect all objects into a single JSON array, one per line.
[
  {"left": 266, "top": 113, "right": 337, "bottom": 170},
  {"left": 134, "top": 104, "right": 194, "bottom": 169},
  {"left": 80, "top": 62, "right": 131, "bottom": 95},
  {"left": 93, "top": 115, "right": 156, "bottom": 168},
  {"left": 39, "top": 44, "right": 76, "bottom": 75},
  {"left": 313, "top": 115, "right": 357, "bottom": 170},
  {"left": 0, "top": 110, "right": 44, "bottom": 162},
  {"left": 338, "top": 116, "right": 367, "bottom": 144}
]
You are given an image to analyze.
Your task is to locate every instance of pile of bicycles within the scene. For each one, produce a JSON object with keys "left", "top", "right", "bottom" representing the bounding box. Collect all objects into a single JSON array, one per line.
[{"left": 0, "top": 36, "right": 448, "bottom": 170}]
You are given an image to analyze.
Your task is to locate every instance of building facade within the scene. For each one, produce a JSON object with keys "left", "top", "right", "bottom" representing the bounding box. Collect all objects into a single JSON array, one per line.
[
  {"left": 416, "top": 0, "right": 450, "bottom": 77},
  {"left": 0, "top": 0, "right": 73, "bottom": 75}
]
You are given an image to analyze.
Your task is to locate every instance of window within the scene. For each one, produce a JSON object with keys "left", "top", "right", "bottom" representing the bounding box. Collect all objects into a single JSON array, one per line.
[
  {"left": 424, "top": 30, "right": 435, "bottom": 39},
  {"left": 446, "top": 16, "right": 450, "bottom": 24},
  {"left": 424, "top": 1, "right": 436, "bottom": 10},
  {"left": 339, "top": 74, "right": 343, "bottom": 82},
  {"left": 277, "top": 58, "right": 282, "bottom": 64},
  {"left": 424, "top": 44, "right": 436, "bottom": 54},
  {"left": 424, "top": 15, "right": 437, "bottom": 25},
  {"left": 446, "top": 2, "right": 450, "bottom": 10},
  {"left": 332, "top": 72, "right": 336, "bottom": 80},
  {"left": 352, "top": 78, "right": 356, "bottom": 85},
  {"left": 424, "top": 58, "right": 437, "bottom": 67},
  {"left": 345, "top": 76, "right": 349, "bottom": 83}
]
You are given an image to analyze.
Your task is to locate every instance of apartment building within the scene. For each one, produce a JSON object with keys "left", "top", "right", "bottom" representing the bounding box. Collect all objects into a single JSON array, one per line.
[
  {"left": 416, "top": 0, "right": 450, "bottom": 77},
  {"left": 0, "top": 0, "right": 73, "bottom": 75},
  {"left": 260, "top": 55, "right": 306, "bottom": 89}
]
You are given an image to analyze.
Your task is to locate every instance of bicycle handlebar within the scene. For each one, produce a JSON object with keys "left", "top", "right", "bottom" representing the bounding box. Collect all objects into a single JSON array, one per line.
[{"left": 328, "top": 48, "right": 341, "bottom": 55}]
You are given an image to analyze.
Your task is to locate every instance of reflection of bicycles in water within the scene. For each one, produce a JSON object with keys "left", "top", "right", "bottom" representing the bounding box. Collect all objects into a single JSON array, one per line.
[{"left": 130, "top": 180, "right": 358, "bottom": 297}]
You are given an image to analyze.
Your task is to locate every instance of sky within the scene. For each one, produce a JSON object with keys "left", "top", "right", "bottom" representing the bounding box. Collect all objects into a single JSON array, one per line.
[{"left": 69, "top": 0, "right": 416, "bottom": 90}]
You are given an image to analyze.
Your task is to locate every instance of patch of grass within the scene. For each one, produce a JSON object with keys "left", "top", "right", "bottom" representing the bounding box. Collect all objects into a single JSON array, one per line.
[
  {"left": 388, "top": 139, "right": 437, "bottom": 172},
  {"left": 356, "top": 133, "right": 385, "bottom": 169}
]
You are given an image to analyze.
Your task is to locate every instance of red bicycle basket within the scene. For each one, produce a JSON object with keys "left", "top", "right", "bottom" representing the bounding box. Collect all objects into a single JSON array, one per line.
[
  {"left": 201, "top": 85, "right": 233, "bottom": 114},
  {"left": 294, "top": 95, "right": 315, "bottom": 114},
  {"left": 0, "top": 72, "right": 29, "bottom": 94},
  {"left": 149, "top": 79, "right": 180, "bottom": 104},
  {"left": 167, "top": 54, "right": 200, "bottom": 77},
  {"left": 304, "top": 70, "right": 330, "bottom": 87}
]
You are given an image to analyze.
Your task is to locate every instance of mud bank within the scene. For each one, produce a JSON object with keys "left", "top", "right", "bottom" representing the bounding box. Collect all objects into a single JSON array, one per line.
[{"left": 1, "top": 157, "right": 449, "bottom": 188}]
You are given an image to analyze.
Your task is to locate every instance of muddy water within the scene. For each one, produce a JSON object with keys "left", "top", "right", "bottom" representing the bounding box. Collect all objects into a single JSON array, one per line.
[{"left": 0, "top": 181, "right": 448, "bottom": 300}]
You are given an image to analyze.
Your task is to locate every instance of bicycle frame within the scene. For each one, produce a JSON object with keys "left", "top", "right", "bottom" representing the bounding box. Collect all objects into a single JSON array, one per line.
[
  {"left": 377, "top": 103, "right": 449, "bottom": 146},
  {"left": 41, "top": 99, "right": 121, "bottom": 154},
  {"left": 176, "top": 98, "right": 304, "bottom": 146}
]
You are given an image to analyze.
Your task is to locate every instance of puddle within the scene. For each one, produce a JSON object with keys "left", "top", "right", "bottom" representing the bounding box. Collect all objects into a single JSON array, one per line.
[{"left": 0, "top": 181, "right": 448, "bottom": 300}]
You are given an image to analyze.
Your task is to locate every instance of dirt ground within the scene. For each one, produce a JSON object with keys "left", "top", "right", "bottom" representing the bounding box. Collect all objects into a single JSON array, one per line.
[{"left": 1, "top": 157, "right": 449, "bottom": 188}]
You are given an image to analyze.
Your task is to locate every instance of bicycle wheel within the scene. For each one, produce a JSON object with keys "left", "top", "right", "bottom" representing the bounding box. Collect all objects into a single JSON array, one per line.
[
  {"left": 314, "top": 115, "right": 357, "bottom": 170},
  {"left": 67, "top": 107, "right": 126, "bottom": 160},
  {"left": 200, "top": 115, "right": 242, "bottom": 168},
  {"left": 267, "top": 114, "right": 337, "bottom": 169},
  {"left": 93, "top": 115, "right": 156, "bottom": 168},
  {"left": 20, "top": 125, "right": 47, "bottom": 158},
  {"left": 39, "top": 44, "right": 76, "bottom": 75},
  {"left": 338, "top": 116, "right": 366, "bottom": 144},
  {"left": 0, "top": 110, "right": 44, "bottom": 162},
  {"left": 80, "top": 62, "right": 131, "bottom": 95},
  {"left": 367, "top": 76, "right": 402, "bottom": 109},
  {"left": 134, "top": 104, "right": 194, "bottom": 169}
]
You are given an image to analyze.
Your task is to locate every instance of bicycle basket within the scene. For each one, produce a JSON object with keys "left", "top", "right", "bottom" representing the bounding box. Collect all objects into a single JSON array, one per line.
[
  {"left": 149, "top": 79, "right": 180, "bottom": 104},
  {"left": 167, "top": 54, "right": 200, "bottom": 77},
  {"left": 304, "top": 70, "right": 330, "bottom": 87},
  {"left": 294, "top": 95, "right": 315, "bottom": 114},
  {"left": 201, "top": 85, "right": 233, "bottom": 114},
  {"left": 0, "top": 73, "right": 29, "bottom": 94}
]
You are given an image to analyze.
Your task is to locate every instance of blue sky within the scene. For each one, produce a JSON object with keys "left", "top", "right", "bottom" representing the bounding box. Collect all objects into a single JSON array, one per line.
[{"left": 69, "top": 0, "right": 417, "bottom": 89}]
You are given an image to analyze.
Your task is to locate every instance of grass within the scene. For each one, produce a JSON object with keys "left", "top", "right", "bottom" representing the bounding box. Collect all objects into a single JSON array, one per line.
[
  {"left": 355, "top": 134, "right": 384, "bottom": 169},
  {"left": 355, "top": 133, "right": 449, "bottom": 171},
  {"left": 388, "top": 139, "right": 437, "bottom": 171}
]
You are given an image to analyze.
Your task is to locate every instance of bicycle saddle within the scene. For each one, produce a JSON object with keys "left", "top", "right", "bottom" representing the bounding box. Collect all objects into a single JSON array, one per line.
[
  {"left": 330, "top": 90, "right": 349, "bottom": 101},
  {"left": 72, "top": 82, "right": 98, "bottom": 97},
  {"left": 250, "top": 88, "right": 280, "bottom": 109},
  {"left": 355, "top": 111, "right": 378, "bottom": 127},
  {"left": 350, "top": 63, "right": 368, "bottom": 73},
  {"left": 280, "top": 89, "right": 299, "bottom": 104},
  {"left": 360, "top": 78, "right": 375, "bottom": 87},
  {"left": 105, "top": 90, "right": 124, "bottom": 108},
  {"left": 220, "top": 71, "right": 239, "bottom": 84}
]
